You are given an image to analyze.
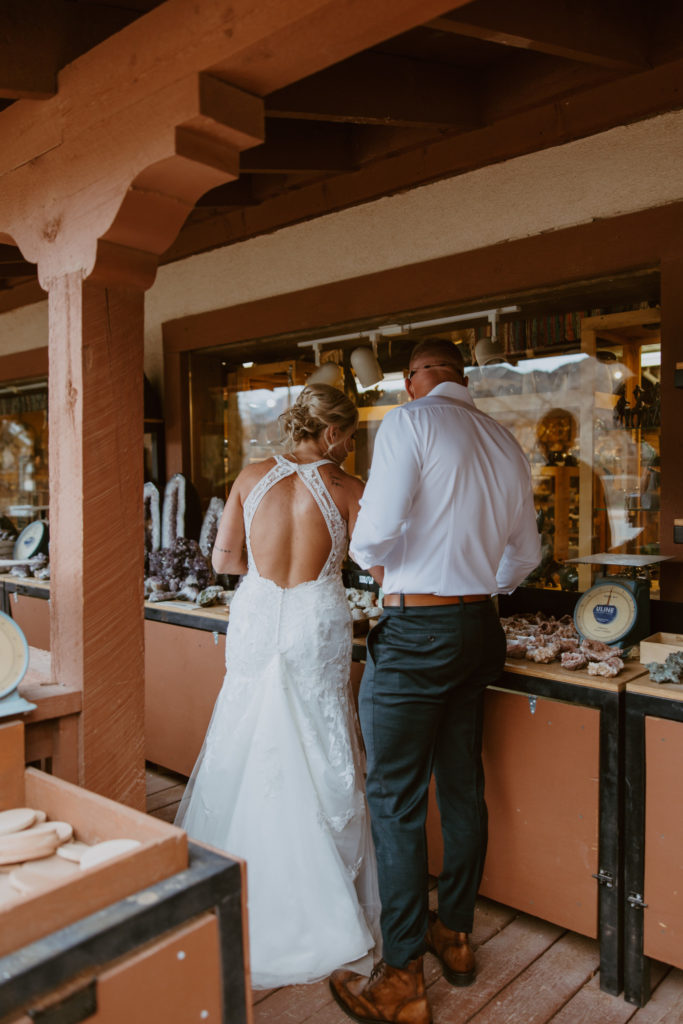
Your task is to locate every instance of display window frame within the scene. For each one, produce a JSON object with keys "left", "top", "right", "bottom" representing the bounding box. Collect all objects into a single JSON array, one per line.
[{"left": 161, "top": 202, "right": 683, "bottom": 603}]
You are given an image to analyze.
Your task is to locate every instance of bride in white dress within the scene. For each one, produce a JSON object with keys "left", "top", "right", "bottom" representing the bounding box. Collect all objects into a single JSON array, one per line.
[{"left": 176, "top": 383, "right": 381, "bottom": 989}]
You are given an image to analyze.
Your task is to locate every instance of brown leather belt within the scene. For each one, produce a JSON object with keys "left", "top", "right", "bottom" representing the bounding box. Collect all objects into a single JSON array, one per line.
[{"left": 383, "top": 593, "right": 489, "bottom": 607}]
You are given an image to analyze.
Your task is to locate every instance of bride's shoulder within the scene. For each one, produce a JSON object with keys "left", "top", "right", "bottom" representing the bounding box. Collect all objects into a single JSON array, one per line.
[
  {"left": 321, "top": 463, "right": 364, "bottom": 498},
  {"left": 234, "top": 458, "right": 278, "bottom": 494}
]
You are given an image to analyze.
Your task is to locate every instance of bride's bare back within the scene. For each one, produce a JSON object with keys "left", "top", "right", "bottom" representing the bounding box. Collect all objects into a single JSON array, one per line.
[{"left": 213, "top": 456, "right": 364, "bottom": 588}]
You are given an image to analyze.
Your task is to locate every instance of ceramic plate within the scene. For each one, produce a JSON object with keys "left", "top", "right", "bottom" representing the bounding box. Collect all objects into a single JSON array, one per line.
[{"left": 0, "top": 611, "right": 29, "bottom": 699}]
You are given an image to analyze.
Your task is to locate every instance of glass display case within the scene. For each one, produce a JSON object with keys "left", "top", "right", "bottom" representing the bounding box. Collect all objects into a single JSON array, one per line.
[
  {"left": 185, "top": 303, "right": 662, "bottom": 596},
  {"left": 187, "top": 354, "right": 315, "bottom": 506},
  {"left": 0, "top": 379, "right": 49, "bottom": 530},
  {"left": 467, "top": 309, "right": 661, "bottom": 592}
]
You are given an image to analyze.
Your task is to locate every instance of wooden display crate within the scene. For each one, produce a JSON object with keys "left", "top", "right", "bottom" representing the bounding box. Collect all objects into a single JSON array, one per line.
[
  {"left": 0, "top": 838, "right": 249, "bottom": 1024},
  {"left": 0, "top": 721, "right": 188, "bottom": 959},
  {"left": 7, "top": 913, "right": 223, "bottom": 1024},
  {"left": 639, "top": 632, "right": 683, "bottom": 664}
]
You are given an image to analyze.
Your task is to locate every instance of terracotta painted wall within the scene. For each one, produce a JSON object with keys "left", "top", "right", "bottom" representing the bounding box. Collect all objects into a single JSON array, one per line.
[{"left": 2, "top": 108, "right": 683, "bottom": 392}]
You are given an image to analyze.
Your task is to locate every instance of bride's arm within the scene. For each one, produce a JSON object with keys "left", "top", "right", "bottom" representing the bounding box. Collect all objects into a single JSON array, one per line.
[
  {"left": 346, "top": 477, "right": 383, "bottom": 586},
  {"left": 212, "top": 478, "right": 248, "bottom": 575}
]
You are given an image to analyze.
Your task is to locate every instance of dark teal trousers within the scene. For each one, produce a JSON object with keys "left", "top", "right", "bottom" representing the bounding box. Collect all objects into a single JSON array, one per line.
[{"left": 358, "top": 599, "right": 506, "bottom": 968}]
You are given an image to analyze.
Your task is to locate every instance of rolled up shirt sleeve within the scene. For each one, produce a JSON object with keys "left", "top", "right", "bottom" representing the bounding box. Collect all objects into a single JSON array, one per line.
[
  {"left": 350, "top": 408, "right": 421, "bottom": 569},
  {"left": 495, "top": 483, "right": 542, "bottom": 594}
]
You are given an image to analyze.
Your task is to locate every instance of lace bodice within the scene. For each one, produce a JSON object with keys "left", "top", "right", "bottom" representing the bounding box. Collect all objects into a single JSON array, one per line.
[{"left": 243, "top": 455, "right": 348, "bottom": 582}]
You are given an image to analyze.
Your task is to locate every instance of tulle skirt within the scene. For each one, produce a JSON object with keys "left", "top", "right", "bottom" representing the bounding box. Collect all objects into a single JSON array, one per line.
[{"left": 175, "top": 571, "right": 381, "bottom": 988}]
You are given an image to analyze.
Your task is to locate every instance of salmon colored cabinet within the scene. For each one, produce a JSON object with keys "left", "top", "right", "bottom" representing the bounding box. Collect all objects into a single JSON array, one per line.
[
  {"left": 144, "top": 617, "right": 226, "bottom": 776},
  {"left": 624, "top": 680, "right": 683, "bottom": 1005},
  {"left": 426, "top": 658, "right": 647, "bottom": 998}
]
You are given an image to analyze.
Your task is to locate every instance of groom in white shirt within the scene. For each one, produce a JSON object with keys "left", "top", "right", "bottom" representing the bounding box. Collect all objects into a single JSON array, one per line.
[{"left": 330, "top": 338, "right": 541, "bottom": 1024}]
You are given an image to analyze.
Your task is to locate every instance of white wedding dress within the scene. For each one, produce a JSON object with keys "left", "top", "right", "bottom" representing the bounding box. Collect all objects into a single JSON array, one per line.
[{"left": 176, "top": 455, "right": 381, "bottom": 989}]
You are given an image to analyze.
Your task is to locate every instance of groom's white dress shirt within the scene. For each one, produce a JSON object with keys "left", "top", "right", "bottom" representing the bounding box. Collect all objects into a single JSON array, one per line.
[{"left": 350, "top": 381, "right": 541, "bottom": 596}]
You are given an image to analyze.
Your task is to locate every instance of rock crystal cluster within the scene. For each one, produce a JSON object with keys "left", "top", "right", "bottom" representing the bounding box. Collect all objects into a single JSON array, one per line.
[{"left": 502, "top": 612, "right": 625, "bottom": 677}]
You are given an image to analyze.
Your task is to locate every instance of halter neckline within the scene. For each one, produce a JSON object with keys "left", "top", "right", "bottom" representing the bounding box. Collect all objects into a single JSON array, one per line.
[{"left": 281, "top": 454, "right": 335, "bottom": 468}]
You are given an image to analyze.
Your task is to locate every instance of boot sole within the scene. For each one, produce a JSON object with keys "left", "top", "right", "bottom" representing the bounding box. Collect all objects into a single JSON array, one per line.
[
  {"left": 442, "top": 965, "right": 475, "bottom": 987},
  {"left": 425, "top": 941, "right": 475, "bottom": 987}
]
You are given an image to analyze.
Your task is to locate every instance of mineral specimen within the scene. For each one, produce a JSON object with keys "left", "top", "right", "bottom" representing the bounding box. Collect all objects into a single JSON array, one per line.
[
  {"left": 199, "top": 497, "right": 225, "bottom": 558},
  {"left": 144, "top": 481, "right": 161, "bottom": 564},
  {"left": 646, "top": 651, "right": 683, "bottom": 684},
  {"left": 161, "top": 474, "right": 186, "bottom": 550},
  {"left": 587, "top": 656, "right": 624, "bottom": 677},
  {"left": 499, "top": 611, "right": 626, "bottom": 675},
  {"left": 147, "top": 537, "right": 215, "bottom": 594}
]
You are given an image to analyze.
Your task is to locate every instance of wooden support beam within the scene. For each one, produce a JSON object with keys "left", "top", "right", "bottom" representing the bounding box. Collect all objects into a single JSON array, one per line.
[
  {"left": 0, "top": 0, "right": 460, "bottom": 272},
  {"left": 0, "top": 346, "right": 48, "bottom": 383},
  {"left": 426, "top": 0, "right": 647, "bottom": 73},
  {"left": 48, "top": 275, "right": 146, "bottom": 807},
  {"left": 267, "top": 51, "right": 478, "bottom": 129},
  {"left": 163, "top": 55, "right": 683, "bottom": 267},
  {"left": 97, "top": 75, "right": 264, "bottom": 262}
]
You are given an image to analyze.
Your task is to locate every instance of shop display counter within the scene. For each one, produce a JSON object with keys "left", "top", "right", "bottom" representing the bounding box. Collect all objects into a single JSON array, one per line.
[
  {"left": 144, "top": 599, "right": 368, "bottom": 776},
  {"left": 426, "top": 656, "right": 648, "bottom": 997},
  {"left": 143, "top": 600, "right": 228, "bottom": 776},
  {"left": 0, "top": 577, "right": 50, "bottom": 650},
  {"left": 623, "top": 676, "right": 683, "bottom": 1006},
  {"left": 0, "top": 578, "right": 229, "bottom": 777},
  {"left": 16, "top": 647, "right": 81, "bottom": 782},
  {"left": 0, "top": 721, "right": 249, "bottom": 1024}
]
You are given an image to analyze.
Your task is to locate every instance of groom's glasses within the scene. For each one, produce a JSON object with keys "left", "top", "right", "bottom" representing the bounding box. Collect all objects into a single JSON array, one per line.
[{"left": 406, "top": 362, "right": 460, "bottom": 382}]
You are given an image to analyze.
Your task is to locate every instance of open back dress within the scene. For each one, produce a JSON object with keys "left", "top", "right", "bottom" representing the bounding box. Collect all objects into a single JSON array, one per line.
[{"left": 175, "top": 455, "right": 380, "bottom": 989}]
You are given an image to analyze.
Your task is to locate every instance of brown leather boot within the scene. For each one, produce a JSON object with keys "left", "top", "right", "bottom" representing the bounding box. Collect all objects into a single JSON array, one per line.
[
  {"left": 329, "top": 957, "right": 432, "bottom": 1024},
  {"left": 425, "top": 910, "right": 475, "bottom": 987}
]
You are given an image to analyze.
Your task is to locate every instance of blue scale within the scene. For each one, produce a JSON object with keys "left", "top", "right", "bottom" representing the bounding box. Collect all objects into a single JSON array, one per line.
[{"left": 568, "top": 554, "right": 671, "bottom": 652}]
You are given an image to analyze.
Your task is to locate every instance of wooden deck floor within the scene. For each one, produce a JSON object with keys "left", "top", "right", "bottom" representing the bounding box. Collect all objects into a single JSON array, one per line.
[{"left": 146, "top": 765, "right": 683, "bottom": 1024}]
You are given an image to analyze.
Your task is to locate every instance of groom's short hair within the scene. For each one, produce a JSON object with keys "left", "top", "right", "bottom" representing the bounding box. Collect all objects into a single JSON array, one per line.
[{"left": 408, "top": 337, "right": 465, "bottom": 375}]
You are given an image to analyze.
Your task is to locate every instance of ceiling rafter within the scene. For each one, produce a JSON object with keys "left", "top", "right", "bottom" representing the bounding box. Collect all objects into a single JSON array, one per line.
[
  {"left": 266, "top": 51, "right": 479, "bottom": 129},
  {"left": 0, "top": 0, "right": 134, "bottom": 100},
  {"left": 426, "top": 0, "right": 647, "bottom": 72},
  {"left": 481, "top": 51, "right": 621, "bottom": 122},
  {"left": 240, "top": 122, "right": 356, "bottom": 175},
  {"left": 2, "top": 0, "right": 683, "bottom": 305}
]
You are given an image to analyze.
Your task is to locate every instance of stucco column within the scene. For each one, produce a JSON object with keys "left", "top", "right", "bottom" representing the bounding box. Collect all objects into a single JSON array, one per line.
[{"left": 48, "top": 273, "right": 145, "bottom": 807}]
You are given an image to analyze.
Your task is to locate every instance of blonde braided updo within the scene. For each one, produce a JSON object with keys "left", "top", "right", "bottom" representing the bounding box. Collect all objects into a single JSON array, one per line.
[{"left": 279, "top": 383, "right": 358, "bottom": 453}]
